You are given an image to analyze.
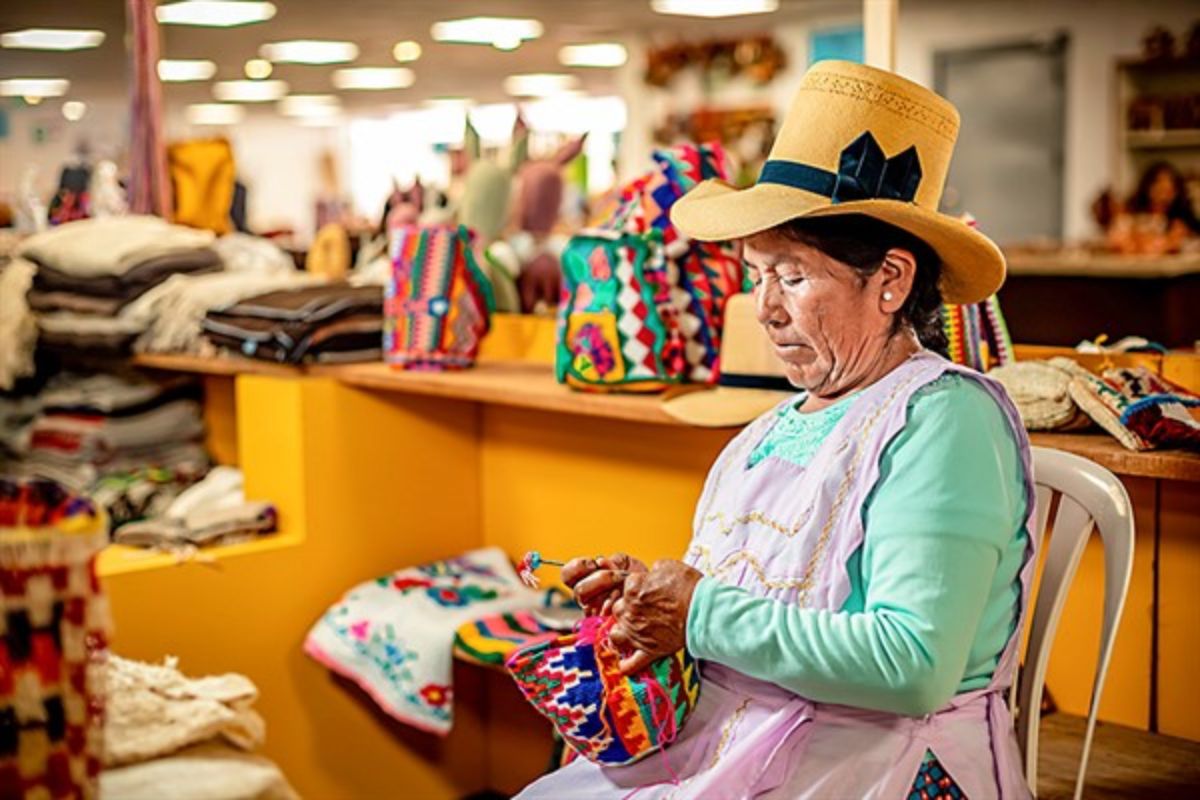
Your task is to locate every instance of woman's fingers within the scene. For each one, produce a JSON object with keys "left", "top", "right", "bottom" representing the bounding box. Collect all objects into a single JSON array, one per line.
[
  {"left": 618, "top": 649, "right": 656, "bottom": 676},
  {"left": 573, "top": 569, "right": 626, "bottom": 610},
  {"left": 560, "top": 556, "right": 599, "bottom": 588}
]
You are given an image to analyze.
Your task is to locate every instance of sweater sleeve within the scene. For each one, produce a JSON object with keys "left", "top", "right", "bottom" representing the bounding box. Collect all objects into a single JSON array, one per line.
[{"left": 685, "top": 376, "right": 1024, "bottom": 716}]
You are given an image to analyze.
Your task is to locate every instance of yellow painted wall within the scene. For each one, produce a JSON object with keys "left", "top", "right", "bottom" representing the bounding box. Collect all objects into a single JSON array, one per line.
[
  {"left": 1157, "top": 480, "right": 1200, "bottom": 741},
  {"left": 104, "top": 377, "right": 492, "bottom": 798}
]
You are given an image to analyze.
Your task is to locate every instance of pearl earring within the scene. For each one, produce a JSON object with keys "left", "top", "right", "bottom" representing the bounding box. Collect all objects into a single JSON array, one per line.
[{"left": 882, "top": 291, "right": 894, "bottom": 301}]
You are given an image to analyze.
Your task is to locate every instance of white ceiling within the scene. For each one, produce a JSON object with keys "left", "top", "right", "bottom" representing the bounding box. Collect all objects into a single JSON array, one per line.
[{"left": 0, "top": 0, "right": 858, "bottom": 112}]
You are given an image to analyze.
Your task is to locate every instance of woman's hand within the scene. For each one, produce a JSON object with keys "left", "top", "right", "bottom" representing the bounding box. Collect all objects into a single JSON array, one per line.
[
  {"left": 609, "top": 559, "right": 704, "bottom": 675},
  {"left": 561, "top": 553, "right": 647, "bottom": 616}
]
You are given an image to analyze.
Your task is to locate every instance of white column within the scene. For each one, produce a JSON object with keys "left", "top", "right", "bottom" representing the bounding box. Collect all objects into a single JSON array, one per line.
[{"left": 863, "top": 0, "right": 898, "bottom": 71}]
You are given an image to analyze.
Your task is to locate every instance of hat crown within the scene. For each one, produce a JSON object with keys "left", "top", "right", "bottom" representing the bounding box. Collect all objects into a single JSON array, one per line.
[{"left": 767, "top": 60, "right": 960, "bottom": 210}]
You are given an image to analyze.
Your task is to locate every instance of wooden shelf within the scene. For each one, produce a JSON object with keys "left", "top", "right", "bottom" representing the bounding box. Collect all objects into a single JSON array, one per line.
[
  {"left": 1029, "top": 432, "right": 1200, "bottom": 483},
  {"left": 1125, "top": 129, "right": 1200, "bottom": 149},
  {"left": 97, "top": 530, "right": 303, "bottom": 578},
  {"left": 132, "top": 352, "right": 301, "bottom": 378},
  {"left": 329, "top": 361, "right": 694, "bottom": 426}
]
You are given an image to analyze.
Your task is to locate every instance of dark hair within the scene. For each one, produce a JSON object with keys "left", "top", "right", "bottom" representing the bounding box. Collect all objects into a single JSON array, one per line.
[
  {"left": 778, "top": 214, "right": 947, "bottom": 356},
  {"left": 1128, "top": 161, "right": 1200, "bottom": 234}
]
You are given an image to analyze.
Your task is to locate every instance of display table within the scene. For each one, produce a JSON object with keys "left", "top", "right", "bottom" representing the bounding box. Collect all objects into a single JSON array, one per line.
[
  {"left": 109, "top": 332, "right": 1200, "bottom": 797},
  {"left": 998, "top": 249, "right": 1200, "bottom": 348}
]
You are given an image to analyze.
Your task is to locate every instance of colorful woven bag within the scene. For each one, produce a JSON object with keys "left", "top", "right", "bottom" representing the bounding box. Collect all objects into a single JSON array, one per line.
[
  {"left": 556, "top": 143, "right": 744, "bottom": 392},
  {"left": 505, "top": 616, "right": 701, "bottom": 766},
  {"left": 0, "top": 478, "right": 110, "bottom": 799},
  {"left": 385, "top": 224, "right": 495, "bottom": 370}
]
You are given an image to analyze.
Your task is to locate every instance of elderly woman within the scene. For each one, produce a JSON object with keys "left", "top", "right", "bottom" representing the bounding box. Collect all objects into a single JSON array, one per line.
[{"left": 518, "top": 61, "right": 1035, "bottom": 799}]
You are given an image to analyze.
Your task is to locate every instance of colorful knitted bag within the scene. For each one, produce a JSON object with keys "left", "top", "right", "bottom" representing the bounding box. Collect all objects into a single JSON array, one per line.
[
  {"left": 385, "top": 224, "right": 495, "bottom": 370},
  {"left": 556, "top": 143, "right": 744, "bottom": 392},
  {"left": 505, "top": 616, "right": 701, "bottom": 766},
  {"left": 943, "top": 294, "right": 1013, "bottom": 372},
  {"left": 0, "top": 478, "right": 110, "bottom": 799}
]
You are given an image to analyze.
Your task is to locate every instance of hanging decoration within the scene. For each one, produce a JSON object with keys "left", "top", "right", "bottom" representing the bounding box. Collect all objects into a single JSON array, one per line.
[
  {"left": 127, "top": 0, "right": 173, "bottom": 217},
  {"left": 644, "top": 35, "right": 787, "bottom": 88}
]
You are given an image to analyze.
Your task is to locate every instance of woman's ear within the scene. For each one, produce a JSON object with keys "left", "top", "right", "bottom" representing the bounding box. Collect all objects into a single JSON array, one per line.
[{"left": 878, "top": 247, "right": 917, "bottom": 313}]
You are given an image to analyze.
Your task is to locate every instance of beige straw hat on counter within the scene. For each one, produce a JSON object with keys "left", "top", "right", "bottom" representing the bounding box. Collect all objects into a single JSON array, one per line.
[
  {"left": 670, "top": 59, "right": 1006, "bottom": 305},
  {"left": 661, "top": 293, "right": 796, "bottom": 427}
]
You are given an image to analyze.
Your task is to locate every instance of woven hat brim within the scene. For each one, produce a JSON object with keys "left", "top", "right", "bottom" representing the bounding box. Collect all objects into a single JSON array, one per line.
[
  {"left": 661, "top": 385, "right": 795, "bottom": 428},
  {"left": 670, "top": 179, "right": 1006, "bottom": 305}
]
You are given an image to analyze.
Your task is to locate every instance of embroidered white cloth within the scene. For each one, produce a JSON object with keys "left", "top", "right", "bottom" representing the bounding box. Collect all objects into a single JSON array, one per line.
[
  {"left": 0, "top": 257, "right": 37, "bottom": 390},
  {"left": 304, "top": 546, "right": 551, "bottom": 735}
]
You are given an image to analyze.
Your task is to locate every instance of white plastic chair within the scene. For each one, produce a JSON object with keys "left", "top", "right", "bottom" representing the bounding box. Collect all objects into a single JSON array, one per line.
[{"left": 1014, "top": 447, "right": 1135, "bottom": 800}]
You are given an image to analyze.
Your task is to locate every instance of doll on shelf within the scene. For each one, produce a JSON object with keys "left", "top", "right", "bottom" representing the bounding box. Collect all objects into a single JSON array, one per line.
[{"left": 1104, "top": 161, "right": 1200, "bottom": 256}]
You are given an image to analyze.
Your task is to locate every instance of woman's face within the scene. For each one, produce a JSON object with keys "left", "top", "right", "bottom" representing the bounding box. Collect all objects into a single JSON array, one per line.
[
  {"left": 1149, "top": 170, "right": 1177, "bottom": 210},
  {"left": 742, "top": 229, "right": 905, "bottom": 397}
]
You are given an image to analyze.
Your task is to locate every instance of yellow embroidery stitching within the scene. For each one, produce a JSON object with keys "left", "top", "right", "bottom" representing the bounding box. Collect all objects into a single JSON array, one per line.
[{"left": 688, "top": 545, "right": 812, "bottom": 592}]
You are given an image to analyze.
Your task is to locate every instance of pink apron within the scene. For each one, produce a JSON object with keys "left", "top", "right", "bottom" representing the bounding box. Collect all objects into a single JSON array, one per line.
[{"left": 519, "top": 352, "right": 1037, "bottom": 799}]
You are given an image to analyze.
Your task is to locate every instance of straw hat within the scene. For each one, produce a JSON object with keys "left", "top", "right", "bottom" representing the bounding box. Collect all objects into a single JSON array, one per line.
[
  {"left": 671, "top": 60, "right": 1004, "bottom": 305},
  {"left": 662, "top": 293, "right": 796, "bottom": 427}
]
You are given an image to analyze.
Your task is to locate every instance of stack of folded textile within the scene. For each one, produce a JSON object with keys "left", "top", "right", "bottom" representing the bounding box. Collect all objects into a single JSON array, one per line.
[
  {"left": 9, "top": 373, "right": 209, "bottom": 491},
  {"left": 114, "top": 465, "right": 278, "bottom": 550},
  {"left": 201, "top": 283, "right": 384, "bottom": 364},
  {"left": 102, "top": 655, "right": 298, "bottom": 800},
  {"left": 17, "top": 216, "right": 220, "bottom": 355}
]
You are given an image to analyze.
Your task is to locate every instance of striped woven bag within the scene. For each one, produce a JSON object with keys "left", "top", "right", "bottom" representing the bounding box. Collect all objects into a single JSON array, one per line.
[{"left": 505, "top": 616, "right": 701, "bottom": 766}]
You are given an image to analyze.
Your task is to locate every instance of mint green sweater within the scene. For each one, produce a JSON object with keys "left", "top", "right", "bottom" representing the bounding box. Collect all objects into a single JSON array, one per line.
[{"left": 686, "top": 374, "right": 1028, "bottom": 717}]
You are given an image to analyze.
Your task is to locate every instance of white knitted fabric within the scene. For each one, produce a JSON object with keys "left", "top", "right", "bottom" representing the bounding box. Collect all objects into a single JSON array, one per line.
[{"left": 0, "top": 257, "right": 38, "bottom": 390}]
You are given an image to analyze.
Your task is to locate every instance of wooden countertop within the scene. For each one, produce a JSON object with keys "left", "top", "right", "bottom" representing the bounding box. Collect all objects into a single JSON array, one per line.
[
  {"left": 131, "top": 354, "right": 1200, "bottom": 482},
  {"left": 330, "top": 361, "right": 692, "bottom": 426},
  {"left": 133, "top": 352, "right": 301, "bottom": 378},
  {"left": 1004, "top": 249, "right": 1200, "bottom": 278}
]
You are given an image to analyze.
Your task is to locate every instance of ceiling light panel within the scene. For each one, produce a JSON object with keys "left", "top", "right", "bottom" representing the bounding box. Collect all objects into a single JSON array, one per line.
[
  {"left": 431, "top": 17, "right": 543, "bottom": 48},
  {"left": 213, "top": 79, "right": 289, "bottom": 102},
  {"left": 260, "top": 40, "right": 359, "bottom": 65},
  {"left": 157, "top": 1, "right": 276, "bottom": 27},
  {"left": 0, "top": 29, "right": 105, "bottom": 50},
  {"left": 157, "top": 59, "right": 218, "bottom": 82},
  {"left": 392, "top": 41, "right": 422, "bottom": 62},
  {"left": 187, "top": 103, "right": 246, "bottom": 125},
  {"left": 0, "top": 78, "right": 70, "bottom": 97},
  {"left": 278, "top": 94, "right": 342, "bottom": 117},
  {"left": 503, "top": 73, "right": 581, "bottom": 97},
  {"left": 558, "top": 43, "right": 628, "bottom": 68},
  {"left": 650, "top": 0, "right": 779, "bottom": 18},
  {"left": 332, "top": 68, "right": 414, "bottom": 91}
]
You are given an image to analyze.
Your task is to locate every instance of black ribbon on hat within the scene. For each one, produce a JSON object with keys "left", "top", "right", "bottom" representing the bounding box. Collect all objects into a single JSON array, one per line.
[{"left": 757, "top": 132, "right": 922, "bottom": 204}]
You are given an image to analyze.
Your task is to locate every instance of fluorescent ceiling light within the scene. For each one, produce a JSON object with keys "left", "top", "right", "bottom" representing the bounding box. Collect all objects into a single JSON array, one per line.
[
  {"left": 559, "top": 43, "right": 628, "bottom": 68},
  {"left": 431, "top": 17, "right": 543, "bottom": 49},
  {"left": 278, "top": 94, "right": 342, "bottom": 117},
  {"left": 157, "top": 59, "right": 217, "bottom": 82},
  {"left": 213, "top": 79, "right": 288, "bottom": 102},
  {"left": 244, "top": 58, "right": 273, "bottom": 79},
  {"left": 260, "top": 40, "right": 359, "bottom": 65},
  {"left": 157, "top": 1, "right": 276, "bottom": 27},
  {"left": 650, "top": 0, "right": 778, "bottom": 18},
  {"left": 503, "top": 73, "right": 580, "bottom": 97},
  {"left": 61, "top": 100, "right": 87, "bottom": 121},
  {"left": 187, "top": 103, "right": 245, "bottom": 125},
  {"left": 392, "top": 41, "right": 422, "bottom": 62},
  {"left": 0, "top": 78, "right": 70, "bottom": 97},
  {"left": 332, "top": 67, "right": 414, "bottom": 91},
  {"left": 0, "top": 28, "right": 105, "bottom": 51}
]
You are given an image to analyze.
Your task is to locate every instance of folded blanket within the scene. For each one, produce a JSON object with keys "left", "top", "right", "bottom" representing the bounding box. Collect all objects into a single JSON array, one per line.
[
  {"left": 202, "top": 313, "right": 382, "bottom": 364},
  {"left": 0, "top": 257, "right": 37, "bottom": 391},
  {"left": 128, "top": 271, "right": 320, "bottom": 355},
  {"left": 33, "top": 247, "right": 222, "bottom": 300},
  {"left": 27, "top": 289, "right": 125, "bottom": 316},
  {"left": 100, "top": 742, "right": 299, "bottom": 800},
  {"left": 212, "top": 233, "right": 293, "bottom": 274},
  {"left": 104, "top": 655, "right": 263, "bottom": 767},
  {"left": 304, "top": 546, "right": 558, "bottom": 734},
  {"left": 30, "top": 399, "right": 205, "bottom": 460},
  {"left": 40, "top": 373, "right": 197, "bottom": 417},
  {"left": 114, "top": 501, "right": 277, "bottom": 549},
  {"left": 18, "top": 216, "right": 214, "bottom": 278}
]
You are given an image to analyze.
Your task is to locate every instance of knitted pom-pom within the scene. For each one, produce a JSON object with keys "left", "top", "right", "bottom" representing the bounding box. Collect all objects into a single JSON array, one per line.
[{"left": 518, "top": 551, "right": 542, "bottom": 588}]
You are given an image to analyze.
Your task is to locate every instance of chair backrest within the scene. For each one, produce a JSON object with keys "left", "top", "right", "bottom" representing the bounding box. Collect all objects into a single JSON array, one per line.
[{"left": 1015, "top": 447, "right": 1135, "bottom": 800}]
